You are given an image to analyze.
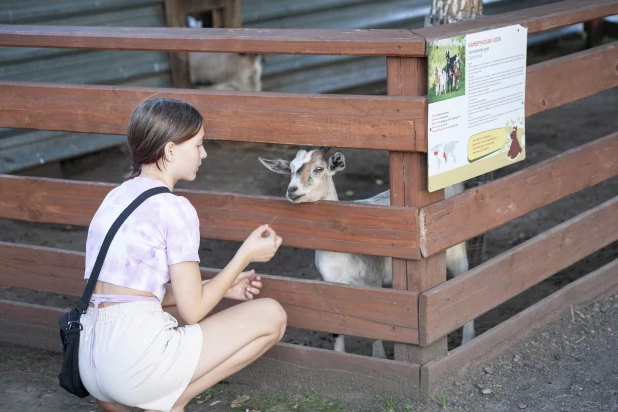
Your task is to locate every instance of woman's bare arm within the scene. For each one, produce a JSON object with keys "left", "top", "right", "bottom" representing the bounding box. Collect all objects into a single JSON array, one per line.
[
  {"left": 168, "top": 224, "right": 281, "bottom": 324},
  {"left": 169, "top": 253, "right": 248, "bottom": 324}
]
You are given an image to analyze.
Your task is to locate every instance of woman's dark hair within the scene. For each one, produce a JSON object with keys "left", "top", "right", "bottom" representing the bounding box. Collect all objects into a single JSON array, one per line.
[{"left": 125, "top": 97, "right": 203, "bottom": 179}]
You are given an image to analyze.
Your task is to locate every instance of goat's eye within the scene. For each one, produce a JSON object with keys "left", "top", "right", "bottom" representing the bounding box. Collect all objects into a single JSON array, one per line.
[{"left": 314, "top": 167, "right": 324, "bottom": 173}]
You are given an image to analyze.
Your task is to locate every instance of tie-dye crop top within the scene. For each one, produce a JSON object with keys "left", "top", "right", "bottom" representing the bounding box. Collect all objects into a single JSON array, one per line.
[{"left": 84, "top": 176, "right": 201, "bottom": 301}]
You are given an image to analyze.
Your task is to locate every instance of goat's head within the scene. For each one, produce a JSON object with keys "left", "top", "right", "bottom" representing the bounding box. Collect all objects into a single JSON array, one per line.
[{"left": 259, "top": 147, "right": 346, "bottom": 203}]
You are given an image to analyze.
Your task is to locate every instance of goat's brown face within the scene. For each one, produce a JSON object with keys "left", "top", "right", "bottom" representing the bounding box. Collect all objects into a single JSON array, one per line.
[{"left": 259, "top": 148, "right": 346, "bottom": 203}]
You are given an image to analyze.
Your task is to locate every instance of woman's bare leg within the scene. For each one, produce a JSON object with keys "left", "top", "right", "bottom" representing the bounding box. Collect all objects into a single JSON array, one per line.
[{"left": 168, "top": 298, "right": 286, "bottom": 412}]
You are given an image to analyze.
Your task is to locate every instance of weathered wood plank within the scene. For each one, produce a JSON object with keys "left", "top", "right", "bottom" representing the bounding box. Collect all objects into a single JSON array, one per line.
[
  {"left": 421, "top": 132, "right": 618, "bottom": 257},
  {"left": 0, "top": 242, "right": 419, "bottom": 343},
  {"left": 421, "top": 257, "right": 618, "bottom": 398},
  {"left": 0, "top": 300, "right": 66, "bottom": 352},
  {"left": 0, "top": 175, "right": 420, "bottom": 259},
  {"left": 0, "top": 81, "right": 425, "bottom": 152},
  {"left": 233, "top": 342, "right": 421, "bottom": 401},
  {"left": 526, "top": 42, "right": 618, "bottom": 117},
  {"left": 419, "top": 195, "right": 618, "bottom": 345},
  {"left": 415, "top": 0, "right": 618, "bottom": 41},
  {"left": 0, "top": 43, "right": 614, "bottom": 155},
  {"left": 0, "top": 25, "right": 425, "bottom": 56},
  {"left": 0, "top": 299, "right": 422, "bottom": 401},
  {"left": 585, "top": 18, "right": 606, "bottom": 48}
]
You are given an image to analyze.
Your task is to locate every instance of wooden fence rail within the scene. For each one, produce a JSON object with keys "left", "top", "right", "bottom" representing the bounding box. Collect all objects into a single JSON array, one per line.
[
  {"left": 421, "top": 132, "right": 618, "bottom": 257},
  {"left": 0, "top": 175, "right": 421, "bottom": 259},
  {"left": 1, "top": 41, "right": 615, "bottom": 154},
  {"left": 0, "top": 1, "right": 616, "bottom": 56},
  {"left": 0, "top": 26, "right": 426, "bottom": 56},
  {"left": 525, "top": 42, "right": 618, "bottom": 117},
  {"left": 419, "top": 195, "right": 618, "bottom": 345},
  {"left": 421, "top": 257, "right": 618, "bottom": 396},
  {"left": 0, "top": 241, "right": 420, "bottom": 344},
  {"left": 0, "top": 81, "right": 427, "bottom": 152}
]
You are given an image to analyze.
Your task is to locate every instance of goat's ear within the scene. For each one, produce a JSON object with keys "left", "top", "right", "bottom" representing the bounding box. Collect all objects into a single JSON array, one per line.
[
  {"left": 327, "top": 151, "right": 346, "bottom": 173},
  {"left": 259, "top": 157, "right": 291, "bottom": 174}
]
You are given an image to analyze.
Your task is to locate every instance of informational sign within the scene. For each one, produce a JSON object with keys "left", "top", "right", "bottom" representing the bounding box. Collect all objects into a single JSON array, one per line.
[{"left": 427, "top": 24, "right": 528, "bottom": 192}]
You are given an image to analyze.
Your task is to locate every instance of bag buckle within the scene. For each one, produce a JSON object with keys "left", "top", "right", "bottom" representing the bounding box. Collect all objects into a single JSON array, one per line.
[{"left": 67, "top": 321, "right": 83, "bottom": 331}]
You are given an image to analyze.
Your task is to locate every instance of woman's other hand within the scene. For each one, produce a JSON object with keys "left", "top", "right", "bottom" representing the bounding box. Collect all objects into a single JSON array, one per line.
[{"left": 224, "top": 270, "right": 262, "bottom": 301}]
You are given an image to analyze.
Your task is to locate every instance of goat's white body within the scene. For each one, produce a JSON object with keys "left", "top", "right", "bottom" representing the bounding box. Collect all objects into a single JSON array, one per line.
[
  {"left": 189, "top": 52, "right": 262, "bottom": 91},
  {"left": 438, "top": 69, "right": 447, "bottom": 95},
  {"left": 314, "top": 184, "right": 474, "bottom": 357}
]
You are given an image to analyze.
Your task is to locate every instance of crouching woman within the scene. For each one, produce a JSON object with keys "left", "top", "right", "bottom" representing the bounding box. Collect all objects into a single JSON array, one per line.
[{"left": 78, "top": 97, "right": 287, "bottom": 412}]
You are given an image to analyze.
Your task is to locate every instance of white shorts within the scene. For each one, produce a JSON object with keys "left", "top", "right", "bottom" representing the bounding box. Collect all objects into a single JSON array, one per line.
[{"left": 78, "top": 301, "right": 203, "bottom": 411}]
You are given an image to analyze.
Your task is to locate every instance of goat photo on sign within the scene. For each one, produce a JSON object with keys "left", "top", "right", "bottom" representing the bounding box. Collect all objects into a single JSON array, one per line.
[
  {"left": 259, "top": 147, "right": 474, "bottom": 358},
  {"left": 428, "top": 36, "right": 466, "bottom": 104}
]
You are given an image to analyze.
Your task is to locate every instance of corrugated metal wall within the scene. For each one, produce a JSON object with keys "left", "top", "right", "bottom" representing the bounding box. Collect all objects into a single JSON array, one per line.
[
  {"left": 0, "top": 0, "right": 569, "bottom": 173},
  {"left": 0, "top": 0, "right": 170, "bottom": 173}
]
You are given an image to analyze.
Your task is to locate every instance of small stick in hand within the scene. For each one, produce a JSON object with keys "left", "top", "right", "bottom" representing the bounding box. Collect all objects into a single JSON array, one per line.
[{"left": 261, "top": 216, "right": 278, "bottom": 238}]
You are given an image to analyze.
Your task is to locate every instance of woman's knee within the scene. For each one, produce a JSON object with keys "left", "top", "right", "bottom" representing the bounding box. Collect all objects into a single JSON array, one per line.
[{"left": 257, "top": 298, "right": 287, "bottom": 337}]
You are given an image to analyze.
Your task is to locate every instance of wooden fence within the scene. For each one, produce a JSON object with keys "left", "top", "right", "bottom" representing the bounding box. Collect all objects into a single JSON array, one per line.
[{"left": 1, "top": 0, "right": 617, "bottom": 401}]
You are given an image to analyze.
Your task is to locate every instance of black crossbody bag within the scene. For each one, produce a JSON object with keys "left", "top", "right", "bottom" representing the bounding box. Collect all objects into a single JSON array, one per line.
[{"left": 58, "top": 186, "right": 170, "bottom": 398}]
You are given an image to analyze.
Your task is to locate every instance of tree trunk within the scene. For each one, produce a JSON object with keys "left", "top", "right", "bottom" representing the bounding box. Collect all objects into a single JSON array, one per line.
[{"left": 427, "top": 0, "right": 483, "bottom": 26}]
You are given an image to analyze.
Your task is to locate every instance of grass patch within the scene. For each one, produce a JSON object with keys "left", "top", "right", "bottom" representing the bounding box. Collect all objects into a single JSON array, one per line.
[
  {"left": 434, "top": 391, "right": 448, "bottom": 409},
  {"left": 375, "top": 394, "right": 413, "bottom": 412},
  {"left": 428, "top": 85, "right": 466, "bottom": 104}
]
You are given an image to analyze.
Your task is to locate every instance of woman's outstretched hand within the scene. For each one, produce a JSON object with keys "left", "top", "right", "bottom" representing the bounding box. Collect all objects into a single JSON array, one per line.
[
  {"left": 224, "top": 270, "right": 262, "bottom": 301},
  {"left": 238, "top": 224, "right": 282, "bottom": 264}
]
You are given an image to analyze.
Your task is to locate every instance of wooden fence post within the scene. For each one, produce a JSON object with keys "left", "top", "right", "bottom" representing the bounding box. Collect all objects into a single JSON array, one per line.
[
  {"left": 164, "top": 0, "right": 242, "bottom": 88},
  {"left": 585, "top": 18, "right": 606, "bottom": 48},
  {"left": 387, "top": 57, "right": 448, "bottom": 365}
]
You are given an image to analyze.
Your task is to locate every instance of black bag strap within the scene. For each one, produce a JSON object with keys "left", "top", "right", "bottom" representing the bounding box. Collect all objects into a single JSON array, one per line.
[{"left": 77, "top": 186, "right": 171, "bottom": 314}]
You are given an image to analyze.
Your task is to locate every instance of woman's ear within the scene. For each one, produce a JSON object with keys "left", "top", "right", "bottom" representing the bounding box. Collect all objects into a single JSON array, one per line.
[{"left": 164, "top": 141, "right": 175, "bottom": 162}]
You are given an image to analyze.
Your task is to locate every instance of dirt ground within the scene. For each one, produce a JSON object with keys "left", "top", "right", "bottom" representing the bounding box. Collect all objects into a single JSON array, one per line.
[
  {"left": 1, "top": 34, "right": 617, "bottom": 410},
  {"left": 1, "top": 294, "right": 616, "bottom": 411}
]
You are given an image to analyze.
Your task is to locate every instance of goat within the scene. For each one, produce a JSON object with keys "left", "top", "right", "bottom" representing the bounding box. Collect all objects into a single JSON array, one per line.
[
  {"left": 453, "top": 60, "right": 461, "bottom": 91},
  {"left": 186, "top": 16, "right": 263, "bottom": 91},
  {"left": 190, "top": 52, "right": 263, "bottom": 92},
  {"left": 445, "top": 49, "right": 459, "bottom": 93},
  {"left": 434, "top": 67, "right": 447, "bottom": 96},
  {"left": 259, "top": 147, "right": 474, "bottom": 358}
]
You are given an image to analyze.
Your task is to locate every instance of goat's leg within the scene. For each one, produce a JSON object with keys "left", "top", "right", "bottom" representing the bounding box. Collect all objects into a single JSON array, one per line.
[
  {"left": 446, "top": 242, "right": 475, "bottom": 345},
  {"left": 372, "top": 340, "right": 387, "bottom": 358},
  {"left": 462, "top": 322, "right": 475, "bottom": 344},
  {"left": 333, "top": 334, "right": 346, "bottom": 353}
]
